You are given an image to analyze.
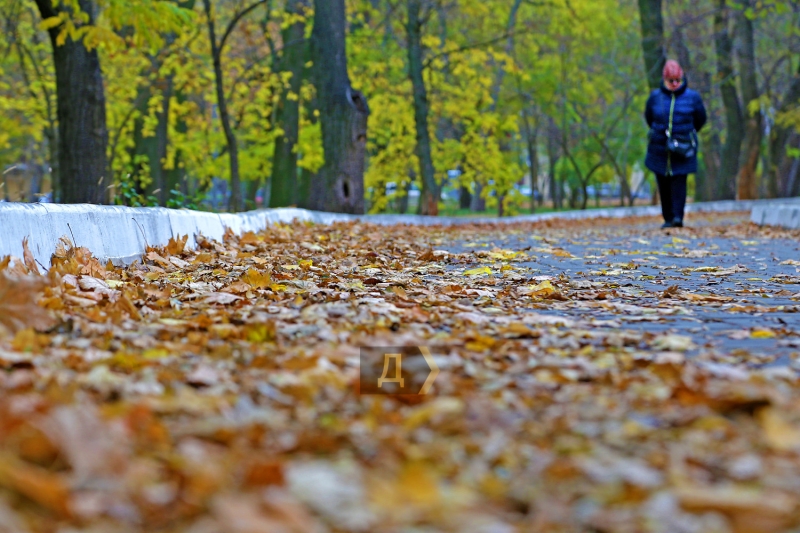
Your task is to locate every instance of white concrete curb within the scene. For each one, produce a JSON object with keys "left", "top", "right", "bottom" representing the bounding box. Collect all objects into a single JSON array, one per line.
[
  {"left": 750, "top": 200, "right": 800, "bottom": 230},
  {"left": 0, "top": 198, "right": 795, "bottom": 267}
]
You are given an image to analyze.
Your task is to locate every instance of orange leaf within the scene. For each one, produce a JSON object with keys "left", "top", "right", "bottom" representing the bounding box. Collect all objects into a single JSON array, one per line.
[{"left": 0, "top": 273, "right": 56, "bottom": 336}]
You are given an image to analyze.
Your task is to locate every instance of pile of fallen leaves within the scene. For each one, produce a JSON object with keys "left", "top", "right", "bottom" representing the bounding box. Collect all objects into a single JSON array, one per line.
[{"left": 1, "top": 215, "right": 800, "bottom": 533}]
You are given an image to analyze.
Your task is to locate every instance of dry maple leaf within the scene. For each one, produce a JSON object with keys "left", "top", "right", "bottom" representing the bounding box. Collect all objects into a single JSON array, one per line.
[
  {"left": 241, "top": 268, "right": 271, "bottom": 289},
  {"left": 22, "top": 237, "right": 39, "bottom": 275},
  {"left": 166, "top": 234, "right": 189, "bottom": 256},
  {"left": 0, "top": 272, "right": 57, "bottom": 336}
]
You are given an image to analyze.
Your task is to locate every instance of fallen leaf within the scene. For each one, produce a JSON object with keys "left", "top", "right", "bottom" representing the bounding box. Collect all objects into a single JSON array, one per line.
[
  {"left": 22, "top": 237, "right": 39, "bottom": 275},
  {"left": 758, "top": 407, "right": 800, "bottom": 451},
  {"left": 464, "top": 266, "right": 492, "bottom": 276},
  {"left": 241, "top": 268, "right": 271, "bottom": 289},
  {"left": 203, "top": 292, "right": 243, "bottom": 305},
  {"left": 0, "top": 273, "right": 56, "bottom": 336}
]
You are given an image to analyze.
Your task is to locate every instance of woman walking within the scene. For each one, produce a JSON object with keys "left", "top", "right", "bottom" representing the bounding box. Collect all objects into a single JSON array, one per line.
[{"left": 644, "top": 60, "right": 707, "bottom": 228}]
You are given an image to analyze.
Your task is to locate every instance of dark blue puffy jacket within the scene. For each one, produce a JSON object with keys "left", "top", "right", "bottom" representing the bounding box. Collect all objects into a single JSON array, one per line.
[{"left": 644, "top": 81, "right": 707, "bottom": 176}]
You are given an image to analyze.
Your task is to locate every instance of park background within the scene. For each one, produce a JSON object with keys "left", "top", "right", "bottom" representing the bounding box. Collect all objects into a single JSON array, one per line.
[{"left": 1, "top": 0, "right": 799, "bottom": 216}]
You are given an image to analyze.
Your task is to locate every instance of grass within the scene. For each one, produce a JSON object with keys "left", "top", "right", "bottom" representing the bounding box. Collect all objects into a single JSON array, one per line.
[{"left": 421, "top": 198, "right": 658, "bottom": 217}]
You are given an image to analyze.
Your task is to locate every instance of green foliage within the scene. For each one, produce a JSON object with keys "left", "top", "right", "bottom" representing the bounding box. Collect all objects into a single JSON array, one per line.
[
  {"left": 1, "top": 0, "right": 798, "bottom": 209},
  {"left": 166, "top": 188, "right": 206, "bottom": 210},
  {"left": 113, "top": 175, "right": 159, "bottom": 207}
]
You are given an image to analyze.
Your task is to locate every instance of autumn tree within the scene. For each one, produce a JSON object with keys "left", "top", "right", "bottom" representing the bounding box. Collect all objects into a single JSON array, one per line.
[
  {"left": 203, "top": 0, "right": 268, "bottom": 212},
  {"left": 768, "top": 63, "right": 800, "bottom": 198},
  {"left": 713, "top": 0, "right": 743, "bottom": 200},
  {"left": 308, "top": 0, "right": 369, "bottom": 214},
  {"left": 637, "top": 0, "right": 666, "bottom": 91},
  {"left": 406, "top": 0, "right": 437, "bottom": 216},
  {"left": 269, "top": 0, "right": 309, "bottom": 208},
  {"left": 1, "top": 1, "right": 58, "bottom": 200},
  {"left": 733, "top": 0, "right": 761, "bottom": 200},
  {"left": 34, "top": 0, "right": 109, "bottom": 204}
]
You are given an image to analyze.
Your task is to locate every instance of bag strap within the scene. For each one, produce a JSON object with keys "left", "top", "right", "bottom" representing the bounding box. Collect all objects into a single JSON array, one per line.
[{"left": 668, "top": 93, "right": 676, "bottom": 138}]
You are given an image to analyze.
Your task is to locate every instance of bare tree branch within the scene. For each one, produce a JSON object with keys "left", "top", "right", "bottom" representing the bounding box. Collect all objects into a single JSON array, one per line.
[{"left": 218, "top": 0, "right": 269, "bottom": 52}]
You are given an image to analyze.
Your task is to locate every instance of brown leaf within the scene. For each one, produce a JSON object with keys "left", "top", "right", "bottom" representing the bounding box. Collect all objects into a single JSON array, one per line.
[
  {"left": 676, "top": 485, "right": 796, "bottom": 533},
  {"left": 22, "top": 237, "right": 39, "bottom": 275},
  {"left": 0, "top": 273, "right": 56, "bottom": 336},
  {"left": 166, "top": 234, "right": 188, "bottom": 256},
  {"left": 0, "top": 453, "right": 71, "bottom": 518},
  {"left": 203, "top": 292, "right": 242, "bottom": 305},
  {"left": 241, "top": 268, "right": 271, "bottom": 289},
  {"left": 758, "top": 407, "right": 800, "bottom": 451}
]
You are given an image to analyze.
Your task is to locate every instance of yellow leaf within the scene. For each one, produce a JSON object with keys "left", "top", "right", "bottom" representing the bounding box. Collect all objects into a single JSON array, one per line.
[
  {"left": 751, "top": 329, "right": 776, "bottom": 339},
  {"left": 55, "top": 28, "right": 67, "bottom": 47},
  {"left": 464, "top": 266, "right": 492, "bottom": 276},
  {"left": 523, "top": 280, "right": 556, "bottom": 297},
  {"left": 488, "top": 249, "right": 519, "bottom": 260},
  {"left": 241, "top": 268, "right": 270, "bottom": 289},
  {"left": 404, "top": 398, "right": 464, "bottom": 430},
  {"left": 396, "top": 462, "right": 441, "bottom": 504},
  {"left": 759, "top": 407, "right": 800, "bottom": 451},
  {"left": 245, "top": 322, "right": 276, "bottom": 343},
  {"left": 40, "top": 16, "right": 63, "bottom": 31},
  {"left": 142, "top": 348, "right": 170, "bottom": 359},
  {"left": 391, "top": 286, "right": 409, "bottom": 299}
]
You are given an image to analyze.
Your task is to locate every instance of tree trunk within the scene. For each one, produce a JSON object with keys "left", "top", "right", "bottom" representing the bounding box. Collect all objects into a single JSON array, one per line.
[
  {"left": 406, "top": 0, "right": 437, "bottom": 216},
  {"left": 787, "top": 134, "right": 800, "bottom": 197},
  {"left": 490, "top": 0, "right": 523, "bottom": 106},
  {"left": 734, "top": 3, "right": 761, "bottom": 200},
  {"left": 131, "top": 85, "right": 157, "bottom": 197},
  {"left": 768, "top": 63, "right": 800, "bottom": 197},
  {"left": 155, "top": 77, "right": 172, "bottom": 204},
  {"left": 203, "top": 0, "right": 243, "bottom": 212},
  {"left": 35, "top": 0, "right": 109, "bottom": 204},
  {"left": 397, "top": 179, "right": 411, "bottom": 214},
  {"left": 131, "top": 71, "right": 172, "bottom": 205},
  {"left": 522, "top": 108, "right": 538, "bottom": 213},
  {"left": 637, "top": 0, "right": 666, "bottom": 91},
  {"left": 165, "top": 87, "right": 189, "bottom": 198},
  {"left": 714, "top": 0, "right": 743, "bottom": 200},
  {"left": 270, "top": 0, "right": 308, "bottom": 208},
  {"left": 671, "top": 25, "right": 716, "bottom": 202},
  {"left": 458, "top": 185, "right": 472, "bottom": 209},
  {"left": 547, "top": 119, "right": 561, "bottom": 209},
  {"left": 45, "top": 127, "right": 59, "bottom": 202},
  {"left": 309, "top": 0, "right": 369, "bottom": 213},
  {"left": 470, "top": 183, "right": 486, "bottom": 212},
  {"left": 245, "top": 178, "right": 261, "bottom": 209}
]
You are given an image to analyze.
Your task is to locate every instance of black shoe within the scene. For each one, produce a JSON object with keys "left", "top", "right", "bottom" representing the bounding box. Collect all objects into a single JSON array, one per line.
[
  {"left": 672, "top": 218, "right": 683, "bottom": 228},
  {"left": 661, "top": 221, "right": 673, "bottom": 229}
]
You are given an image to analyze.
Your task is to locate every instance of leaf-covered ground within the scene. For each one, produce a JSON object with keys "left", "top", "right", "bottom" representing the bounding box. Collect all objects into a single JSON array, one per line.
[{"left": 1, "top": 212, "right": 800, "bottom": 533}]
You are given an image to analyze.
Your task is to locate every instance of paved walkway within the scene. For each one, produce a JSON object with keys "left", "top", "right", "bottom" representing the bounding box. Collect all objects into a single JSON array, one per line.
[{"left": 446, "top": 212, "right": 800, "bottom": 367}]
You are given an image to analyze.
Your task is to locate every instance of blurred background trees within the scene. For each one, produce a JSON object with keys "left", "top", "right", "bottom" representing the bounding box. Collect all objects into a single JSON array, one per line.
[{"left": 1, "top": 0, "right": 799, "bottom": 214}]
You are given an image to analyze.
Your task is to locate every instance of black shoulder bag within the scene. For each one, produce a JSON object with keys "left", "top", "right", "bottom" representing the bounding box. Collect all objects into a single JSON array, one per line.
[{"left": 666, "top": 94, "right": 697, "bottom": 159}]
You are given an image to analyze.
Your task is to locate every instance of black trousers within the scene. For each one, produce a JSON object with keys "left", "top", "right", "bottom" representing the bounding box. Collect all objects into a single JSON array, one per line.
[{"left": 656, "top": 173, "right": 687, "bottom": 223}]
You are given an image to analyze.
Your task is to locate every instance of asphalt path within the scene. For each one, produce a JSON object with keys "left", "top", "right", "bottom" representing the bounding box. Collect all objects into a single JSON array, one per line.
[{"left": 445, "top": 212, "right": 800, "bottom": 368}]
